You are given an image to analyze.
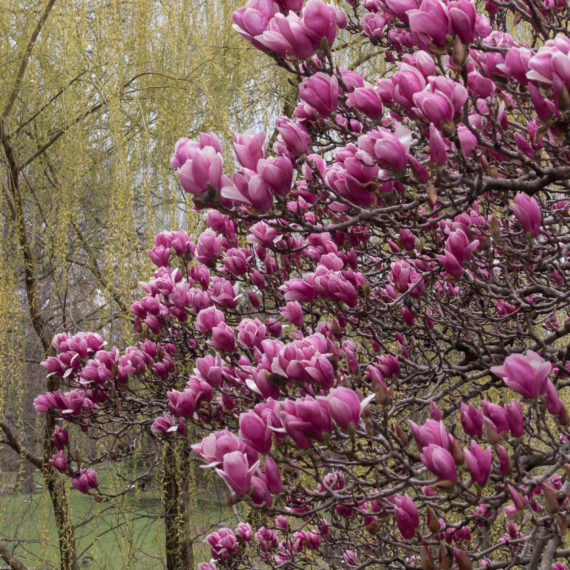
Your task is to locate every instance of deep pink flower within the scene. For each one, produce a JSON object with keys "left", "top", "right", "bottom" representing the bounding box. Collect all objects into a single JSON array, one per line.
[
  {"left": 151, "top": 414, "right": 186, "bottom": 436},
  {"left": 240, "top": 410, "right": 272, "bottom": 453},
  {"left": 347, "top": 86, "right": 383, "bottom": 119},
  {"left": 275, "top": 117, "right": 312, "bottom": 156},
  {"left": 167, "top": 389, "right": 198, "bottom": 419},
  {"left": 215, "top": 451, "right": 259, "bottom": 496},
  {"left": 407, "top": 0, "right": 451, "bottom": 48},
  {"left": 232, "top": 0, "right": 275, "bottom": 38},
  {"left": 233, "top": 130, "right": 266, "bottom": 170},
  {"left": 505, "top": 400, "right": 524, "bottom": 437},
  {"left": 420, "top": 444, "right": 457, "bottom": 482},
  {"left": 264, "top": 455, "right": 283, "bottom": 493},
  {"left": 482, "top": 401, "right": 509, "bottom": 434},
  {"left": 195, "top": 306, "right": 224, "bottom": 333},
  {"left": 464, "top": 440, "right": 492, "bottom": 485},
  {"left": 460, "top": 402, "right": 483, "bottom": 437},
  {"left": 50, "top": 452, "right": 68, "bottom": 473},
  {"left": 393, "top": 494, "right": 419, "bottom": 539},
  {"left": 235, "top": 522, "right": 252, "bottom": 541},
  {"left": 510, "top": 194, "right": 542, "bottom": 238},
  {"left": 491, "top": 350, "right": 550, "bottom": 399},
  {"left": 299, "top": 73, "right": 339, "bottom": 116},
  {"left": 257, "top": 156, "right": 294, "bottom": 196},
  {"left": 192, "top": 429, "right": 256, "bottom": 466},
  {"left": 302, "top": 0, "right": 338, "bottom": 47},
  {"left": 409, "top": 419, "right": 450, "bottom": 450},
  {"left": 327, "top": 387, "right": 361, "bottom": 431},
  {"left": 209, "top": 322, "right": 236, "bottom": 353}
]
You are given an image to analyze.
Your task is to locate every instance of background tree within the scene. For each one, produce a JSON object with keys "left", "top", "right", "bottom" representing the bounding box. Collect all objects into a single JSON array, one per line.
[{"left": 0, "top": 0, "right": 287, "bottom": 568}]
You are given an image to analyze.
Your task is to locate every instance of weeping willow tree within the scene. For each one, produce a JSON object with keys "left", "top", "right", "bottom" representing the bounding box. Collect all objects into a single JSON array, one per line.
[{"left": 0, "top": 1, "right": 286, "bottom": 568}]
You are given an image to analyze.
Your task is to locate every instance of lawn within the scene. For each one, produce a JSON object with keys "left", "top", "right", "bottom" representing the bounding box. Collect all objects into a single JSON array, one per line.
[{"left": 0, "top": 470, "right": 234, "bottom": 569}]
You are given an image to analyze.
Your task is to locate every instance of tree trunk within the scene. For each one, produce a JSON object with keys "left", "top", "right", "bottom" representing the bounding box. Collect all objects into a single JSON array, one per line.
[
  {"left": 42, "top": 402, "right": 77, "bottom": 570},
  {"left": 43, "top": 469, "right": 77, "bottom": 570},
  {"left": 18, "top": 460, "right": 35, "bottom": 494},
  {"left": 163, "top": 443, "right": 193, "bottom": 570}
]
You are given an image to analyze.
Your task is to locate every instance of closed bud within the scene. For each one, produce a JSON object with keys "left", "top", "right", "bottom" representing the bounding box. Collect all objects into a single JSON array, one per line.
[
  {"left": 439, "top": 543, "right": 452, "bottom": 569},
  {"left": 488, "top": 166, "right": 499, "bottom": 179},
  {"left": 372, "top": 378, "right": 391, "bottom": 405},
  {"left": 94, "top": 493, "right": 103, "bottom": 503},
  {"left": 450, "top": 437, "right": 464, "bottom": 465},
  {"left": 452, "top": 36, "right": 468, "bottom": 68},
  {"left": 432, "top": 479, "right": 456, "bottom": 490},
  {"left": 565, "top": 463, "right": 570, "bottom": 480},
  {"left": 395, "top": 423, "right": 408, "bottom": 446},
  {"left": 543, "top": 486, "right": 559, "bottom": 515},
  {"left": 426, "top": 506, "right": 441, "bottom": 534},
  {"left": 108, "top": 449, "right": 118, "bottom": 461},
  {"left": 557, "top": 84, "right": 570, "bottom": 112},
  {"left": 559, "top": 405, "right": 570, "bottom": 426},
  {"left": 72, "top": 449, "right": 82, "bottom": 465},
  {"left": 366, "top": 520, "right": 380, "bottom": 534},
  {"left": 421, "top": 546, "right": 435, "bottom": 570},
  {"left": 454, "top": 548, "right": 473, "bottom": 570},
  {"left": 559, "top": 514, "right": 568, "bottom": 536},
  {"left": 490, "top": 215, "right": 501, "bottom": 242},
  {"left": 440, "top": 120, "right": 456, "bottom": 138},
  {"left": 483, "top": 418, "right": 500, "bottom": 445},
  {"left": 496, "top": 445, "right": 513, "bottom": 477},
  {"left": 427, "top": 185, "right": 438, "bottom": 204}
]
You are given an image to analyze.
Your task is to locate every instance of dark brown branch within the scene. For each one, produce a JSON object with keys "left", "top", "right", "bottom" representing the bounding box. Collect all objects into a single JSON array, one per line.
[
  {"left": 0, "top": 541, "right": 28, "bottom": 570},
  {"left": 0, "top": 421, "right": 43, "bottom": 469}
]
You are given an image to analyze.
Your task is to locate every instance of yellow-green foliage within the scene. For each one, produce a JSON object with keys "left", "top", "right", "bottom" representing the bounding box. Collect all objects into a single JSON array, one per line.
[{"left": 0, "top": 1, "right": 287, "bottom": 567}]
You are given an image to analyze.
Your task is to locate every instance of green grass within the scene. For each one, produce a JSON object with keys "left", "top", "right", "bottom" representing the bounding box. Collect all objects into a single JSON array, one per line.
[{"left": 0, "top": 471, "right": 234, "bottom": 569}]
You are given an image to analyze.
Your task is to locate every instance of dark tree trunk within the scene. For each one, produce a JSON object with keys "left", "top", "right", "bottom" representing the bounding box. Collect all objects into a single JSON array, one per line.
[
  {"left": 42, "top": 401, "right": 77, "bottom": 570},
  {"left": 163, "top": 443, "right": 193, "bottom": 570}
]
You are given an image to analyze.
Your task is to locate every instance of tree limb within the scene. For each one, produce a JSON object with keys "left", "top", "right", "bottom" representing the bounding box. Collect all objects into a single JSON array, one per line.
[
  {"left": 1, "top": 0, "right": 58, "bottom": 120},
  {"left": 0, "top": 541, "right": 28, "bottom": 570},
  {"left": 0, "top": 421, "right": 43, "bottom": 469}
]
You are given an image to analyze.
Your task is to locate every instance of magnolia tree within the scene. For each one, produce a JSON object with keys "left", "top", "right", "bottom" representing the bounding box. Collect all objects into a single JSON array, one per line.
[{"left": 34, "top": 0, "right": 570, "bottom": 568}]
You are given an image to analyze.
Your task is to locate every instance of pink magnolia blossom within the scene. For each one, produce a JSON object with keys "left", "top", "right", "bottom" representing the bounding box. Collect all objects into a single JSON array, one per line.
[
  {"left": 460, "top": 402, "right": 483, "bottom": 437},
  {"left": 393, "top": 494, "right": 419, "bottom": 539},
  {"left": 233, "top": 130, "right": 266, "bottom": 170},
  {"left": 420, "top": 444, "right": 458, "bottom": 482},
  {"left": 239, "top": 410, "right": 272, "bottom": 453},
  {"left": 510, "top": 194, "right": 542, "bottom": 238},
  {"left": 299, "top": 73, "right": 339, "bottom": 116},
  {"left": 490, "top": 350, "right": 550, "bottom": 399},
  {"left": 464, "top": 440, "right": 492, "bottom": 485},
  {"left": 327, "top": 387, "right": 361, "bottom": 431},
  {"left": 215, "top": 450, "right": 259, "bottom": 496}
]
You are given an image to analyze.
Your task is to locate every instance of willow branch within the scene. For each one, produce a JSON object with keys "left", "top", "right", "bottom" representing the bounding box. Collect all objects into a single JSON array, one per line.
[{"left": 1, "top": 0, "right": 58, "bottom": 119}]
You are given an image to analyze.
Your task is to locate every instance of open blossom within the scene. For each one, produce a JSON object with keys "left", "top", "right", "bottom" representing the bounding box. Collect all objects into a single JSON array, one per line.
[
  {"left": 215, "top": 450, "right": 259, "bottom": 496},
  {"left": 409, "top": 419, "right": 450, "bottom": 450},
  {"left": 491, "top": 350, "right": 550, "bottom": 399},
  {"left": 205, "top": 528, "right": 239, "bottom": 561}
]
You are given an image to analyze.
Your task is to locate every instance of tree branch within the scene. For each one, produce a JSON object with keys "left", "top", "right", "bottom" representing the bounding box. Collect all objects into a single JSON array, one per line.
[
  {"left": 1, "top": 0, "right": 58, "bottom": 119},
  {"left": 0, "top": 421, "right": 43, "bottom": 469},
  {"left": 0, "top": 541, "right": 28, "bottom": 570}
]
